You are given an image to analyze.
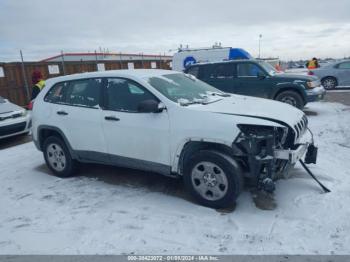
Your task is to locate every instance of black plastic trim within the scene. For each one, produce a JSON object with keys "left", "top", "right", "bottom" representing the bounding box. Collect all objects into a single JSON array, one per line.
[{"left": 76, "top": 150, "right": 172, "bottom": 176}]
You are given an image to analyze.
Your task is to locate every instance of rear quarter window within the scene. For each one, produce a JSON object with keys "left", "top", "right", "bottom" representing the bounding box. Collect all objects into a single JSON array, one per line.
[
  {"left": 44, "top": 82, "right": 69, "bottom": 104},
  {"left": 186, "top": 66, "right": 199, "bottom": 78}
]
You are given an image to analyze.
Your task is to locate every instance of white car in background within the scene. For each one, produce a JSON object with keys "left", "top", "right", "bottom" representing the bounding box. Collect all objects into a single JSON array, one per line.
[
  {"left": 0, "top": 96, "right": 31, "bottom": 139},
  {"left": 31, "top": 70, "right": 317, "bottom": 208}
]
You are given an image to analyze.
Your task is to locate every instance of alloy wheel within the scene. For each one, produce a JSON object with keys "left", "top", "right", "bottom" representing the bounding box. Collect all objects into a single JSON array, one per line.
[{"left": 322, "top": 78, "right": 336, "bottom": 89}]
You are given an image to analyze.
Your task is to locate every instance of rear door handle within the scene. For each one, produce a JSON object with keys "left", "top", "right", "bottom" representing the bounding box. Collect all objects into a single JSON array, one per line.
[
  {"left": 57, "top": 110, "right": 68, "bottom": 115},
  {"left": 104, "top": 116, "right": 120, "bottom": 121}
]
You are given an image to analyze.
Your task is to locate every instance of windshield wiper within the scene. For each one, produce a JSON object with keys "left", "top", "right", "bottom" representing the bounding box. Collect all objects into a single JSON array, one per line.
[
  {"left": 206, "top": 91, "right": 231, "bottom": 97},
  {"left": 180, "top": 98, "right": 223, "bottom": 106},
  {"left": 180, "top": 100, "right": 205, "bottom": 106}
]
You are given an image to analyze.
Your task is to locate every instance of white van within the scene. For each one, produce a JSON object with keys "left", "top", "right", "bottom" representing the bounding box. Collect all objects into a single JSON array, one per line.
[{"left": 172, "top": 47, "right": 252, "bottom": 72}]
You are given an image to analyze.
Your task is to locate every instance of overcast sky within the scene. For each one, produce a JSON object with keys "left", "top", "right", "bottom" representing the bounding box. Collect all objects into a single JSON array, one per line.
[{"left": 1, "top": 0, "right": 350, "bottom": 62}]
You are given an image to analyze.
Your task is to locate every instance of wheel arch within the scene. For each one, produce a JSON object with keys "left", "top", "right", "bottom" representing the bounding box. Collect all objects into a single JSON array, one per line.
[
  {"left": 174, "top": 139, "right": 236, "bottom": 175},
  {"left": 37, "top": 125, "right": 77, "bottom": 159}
]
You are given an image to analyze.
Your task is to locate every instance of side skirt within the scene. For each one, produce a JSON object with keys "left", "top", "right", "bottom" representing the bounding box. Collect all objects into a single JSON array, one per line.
[{"left": 76, "top": 150, "right": 176, "bottom": 178}]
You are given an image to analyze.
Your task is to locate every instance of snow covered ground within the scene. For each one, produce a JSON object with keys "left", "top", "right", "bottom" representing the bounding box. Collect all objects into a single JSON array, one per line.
[{"left": 0, "top": 101, "right": 350, "bottom": 255}]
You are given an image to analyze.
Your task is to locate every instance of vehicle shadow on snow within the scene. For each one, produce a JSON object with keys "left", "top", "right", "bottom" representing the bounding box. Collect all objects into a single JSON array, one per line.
[
  {"left": 36, "top": 162, "right": 238, "bottom": 212},
  {"left": 303, "top": 107, "right": 318, "bottom": 116},
  {"left": 284, "top": 167, "right": 335, "bottom": 183},
  {"left": 0, "top": 133, "right": 32, "bottom": 150},
  {"left": 79, "top": 163, "right": 238, "bottom": 212},
  {"left": 78, "top": 163, "right": 194, "bottom": 202}
]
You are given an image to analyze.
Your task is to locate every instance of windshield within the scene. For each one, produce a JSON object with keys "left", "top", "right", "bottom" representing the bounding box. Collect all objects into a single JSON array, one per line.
[
  {"left": 0, "top": 96, "right": 6, "bottom": 104},
  {"left": 146, "top": 73, "right": 229, "bottom": 105},
  {"left": 259, "top": 61, "right": 278, "bottom": 76}
]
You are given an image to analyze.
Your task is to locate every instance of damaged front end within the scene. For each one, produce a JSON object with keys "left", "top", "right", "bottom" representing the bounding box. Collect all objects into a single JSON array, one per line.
[{"left": 232, "top": 116, "right": 317, "bottom": 192}]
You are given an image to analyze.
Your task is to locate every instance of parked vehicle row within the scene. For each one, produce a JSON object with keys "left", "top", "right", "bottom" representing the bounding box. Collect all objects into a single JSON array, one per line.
[
  {"left": 31, "top": 70, "right": 317, "bottom": 208},
  {"left": 0, "top": 96, "right": 31, "bottom": 140},
  {"left": 308, "top": 60, "right": 350, "bottom": 89}
]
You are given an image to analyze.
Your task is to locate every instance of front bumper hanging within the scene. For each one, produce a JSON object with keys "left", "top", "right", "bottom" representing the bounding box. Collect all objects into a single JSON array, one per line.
[{"left": 274, "top": 142, "right": 317, "bottom": 165}]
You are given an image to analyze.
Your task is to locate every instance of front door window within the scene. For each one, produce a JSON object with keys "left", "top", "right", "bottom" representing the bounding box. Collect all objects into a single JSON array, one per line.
[
  {"left": 105, "top": 78, "right": 157, "bottom": 112},
  {"left": 237, "top": 63, "right": 263, "bottom": 78}
]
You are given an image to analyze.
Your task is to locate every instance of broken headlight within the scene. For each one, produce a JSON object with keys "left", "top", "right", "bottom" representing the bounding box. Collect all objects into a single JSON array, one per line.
[{"left": 236, "top": 124, "right": 288, "bottom": 149}]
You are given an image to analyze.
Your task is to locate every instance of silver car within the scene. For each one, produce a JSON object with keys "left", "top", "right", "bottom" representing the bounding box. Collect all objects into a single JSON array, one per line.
[
  {"left": 309, "top": 60, "right": 350, "bottom": 89},
  {"left": 0, "top": 96, "right": 31, "bottom": 139}
]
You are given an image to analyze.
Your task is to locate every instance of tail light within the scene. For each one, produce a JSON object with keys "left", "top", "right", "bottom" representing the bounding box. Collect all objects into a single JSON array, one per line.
[
  {"left": 27, "top": 100, "right": 34, "bottom": 110},
  {"left": 308, "top": 71, "right": 314, "bottom": 76}
]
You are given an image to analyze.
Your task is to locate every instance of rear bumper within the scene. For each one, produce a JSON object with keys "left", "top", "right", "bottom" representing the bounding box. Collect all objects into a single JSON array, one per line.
[{"left": 306, "top": 86, "right": 326, "bottom": 102}]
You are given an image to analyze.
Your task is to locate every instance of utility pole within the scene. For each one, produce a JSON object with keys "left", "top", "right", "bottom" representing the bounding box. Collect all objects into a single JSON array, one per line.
[
  {"left": 159, "top": 53, "right": 162, "bottom": 69},
  {"left": 20, "top": 50, "right": 30, "bottom": 102},
  {"left": 258, "top": 34, "right": 262, "bottom": 59},
  {"left": 61, "top": 50, "right": 66, "bottom": 75},
  {"left": 141, "top": 53, "right": 144, "bottom": 68},
  {"left": 94, "top": 50, "right": 98, "bottom": 71},
  {"left": 119, "top": 52, "right": 123, "bottom": 69}
]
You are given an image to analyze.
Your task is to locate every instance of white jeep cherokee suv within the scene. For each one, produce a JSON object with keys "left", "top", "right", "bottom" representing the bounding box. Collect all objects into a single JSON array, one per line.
[{"left": 32, "top": 69, "right": 317, "bottom": 208}]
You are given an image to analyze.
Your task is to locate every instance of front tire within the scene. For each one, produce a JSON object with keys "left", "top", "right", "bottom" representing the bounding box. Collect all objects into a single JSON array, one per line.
[
  {"left": 183, "top": 150, "right": 243, "bottom": 209},
  {"left": 43, "top": 136, "right": 77, "bottom": 178},
  {"left": 275, "top": 90, "right": 304, "bottom": 109},
  {"left": 321, "top": 77, "right": 337, "bottom": 90}
]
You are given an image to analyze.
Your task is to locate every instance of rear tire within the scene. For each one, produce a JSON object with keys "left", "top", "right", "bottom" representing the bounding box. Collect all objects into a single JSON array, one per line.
[
  {"left": 183, "top": 150, "right": 243, "bottom": 209},
  {"left": 321, "top": 77, "right": 337, "bottom": 90},
  {"left": 43, "top": 136, "right": 77, "bottom": 178},
  {"left": 275, "top": 90, "right": 304, "bottom": 109}
]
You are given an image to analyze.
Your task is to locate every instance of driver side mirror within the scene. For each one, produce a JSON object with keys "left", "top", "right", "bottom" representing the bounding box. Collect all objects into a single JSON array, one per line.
[
  {"left": 137, "top": 99, "right": 165, "bottom": 113},
  {"left": 257, "top": 71, "right": 267, "bottom": 80}
]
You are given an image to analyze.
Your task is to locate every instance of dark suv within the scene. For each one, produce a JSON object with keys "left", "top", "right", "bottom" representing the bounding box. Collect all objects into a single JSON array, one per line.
[{"left": 185, "top": 60, "right": 325, "bottom": 109}]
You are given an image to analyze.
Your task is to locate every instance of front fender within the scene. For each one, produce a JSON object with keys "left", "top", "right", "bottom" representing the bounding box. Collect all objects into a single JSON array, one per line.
[{"left": 171, "top": 137, "right": 233, "bottom": 173}]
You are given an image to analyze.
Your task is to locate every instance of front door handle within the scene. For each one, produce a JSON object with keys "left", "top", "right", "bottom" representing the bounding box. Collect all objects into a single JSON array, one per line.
[
  {"left": 57, "top": 110, "right": 68, "bottom": 115},
  {"left": 104, "top": 116, "right": 120, "bottom": 121}
]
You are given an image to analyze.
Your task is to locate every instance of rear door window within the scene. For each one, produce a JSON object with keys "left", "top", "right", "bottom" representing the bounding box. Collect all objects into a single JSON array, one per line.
[
  {"left": 65, "top": 78, "right": 102, "bottom": 108},
  {"left": 210, "top": 63, "right": 236, "bottom": 79}
]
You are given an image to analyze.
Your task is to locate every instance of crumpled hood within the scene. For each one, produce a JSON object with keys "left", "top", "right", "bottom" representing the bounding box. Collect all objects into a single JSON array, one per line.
[{"left": 192, "top": 95, "right": 305, "bottom": 129}]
